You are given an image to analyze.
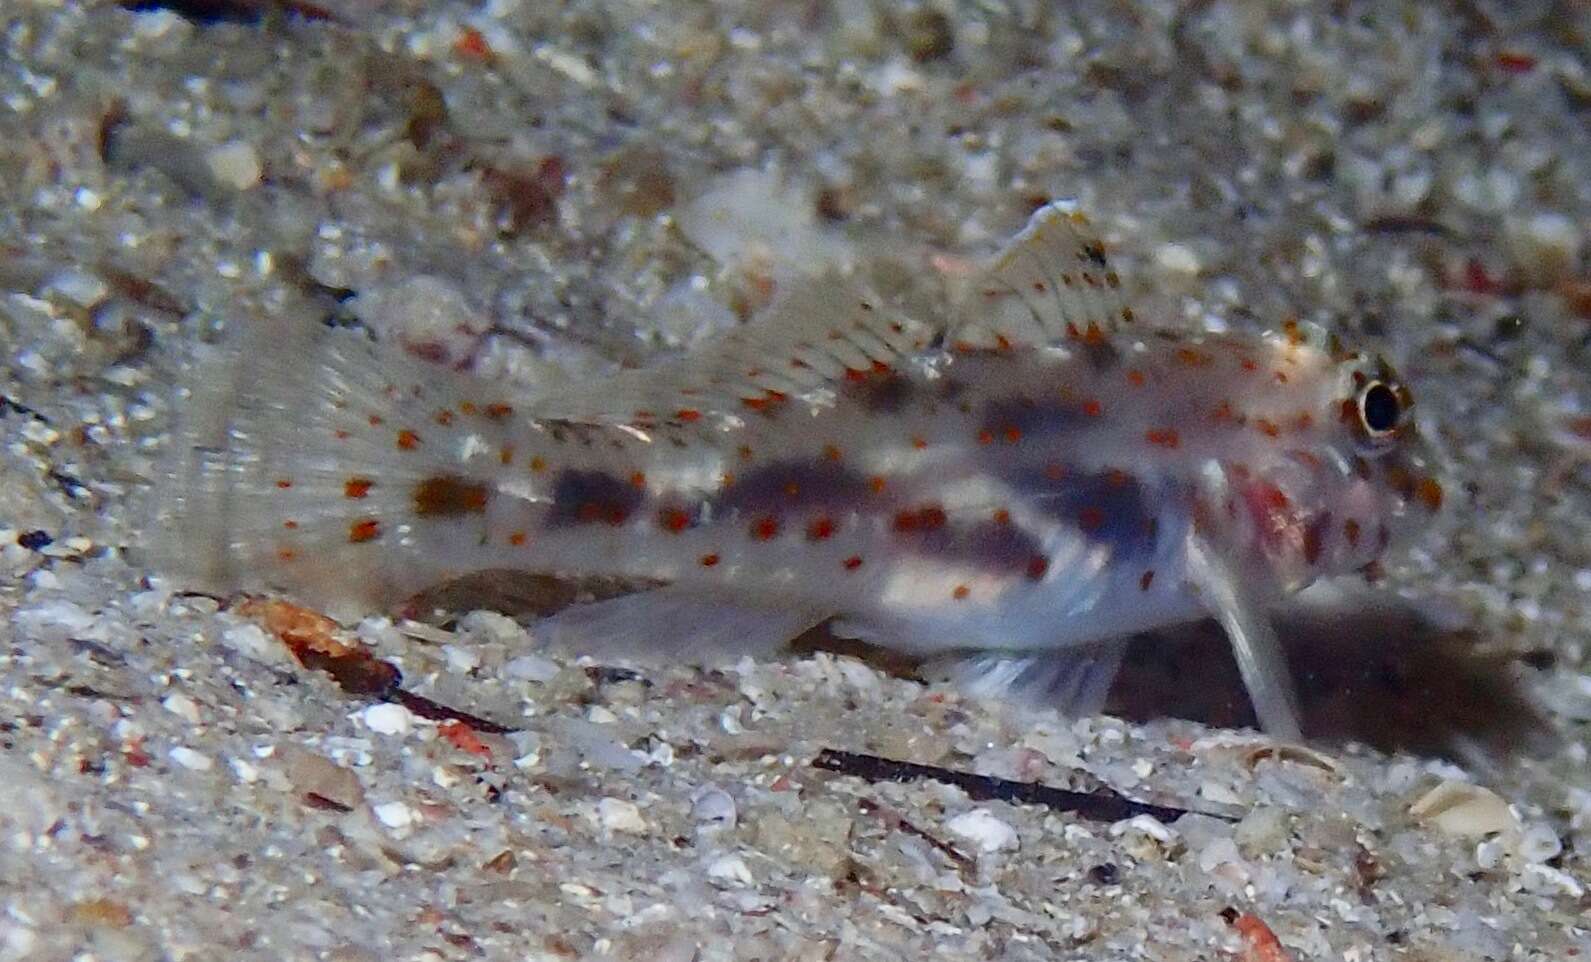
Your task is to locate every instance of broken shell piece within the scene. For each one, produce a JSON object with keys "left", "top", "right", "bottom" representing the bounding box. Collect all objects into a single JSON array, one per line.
[
  {"left": 1241, "top": 743, "right": 1343, "bottom": 774},
  {"left": 1409, "top": 780, "right": 1520, "bottom": 839}
]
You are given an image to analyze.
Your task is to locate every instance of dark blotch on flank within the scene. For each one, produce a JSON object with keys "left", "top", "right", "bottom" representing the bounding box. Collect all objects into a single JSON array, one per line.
[
  {"left": 1011, "top": 466, "right": 1161, "bottom": 559},
  {"left": 716, "top": 461, "right": 873, "bottom": 513},
  {"left": 413, "top": 475, "right": 492, "bottom": 517},
  {"left": 547, "top": 469, "right": 645, "bottom": 525},
  {"left": 948, "top": 521, "right": 1048, "bottom": 575},
  {"left": 981, "top": 395, "right": 1086, "bottom": 441},
  {"left": 843, "top": 372, "right": 917, "bottom": 413},
  {"left": 1076, "top": 338, "right": 1120, "bottom": 371}
]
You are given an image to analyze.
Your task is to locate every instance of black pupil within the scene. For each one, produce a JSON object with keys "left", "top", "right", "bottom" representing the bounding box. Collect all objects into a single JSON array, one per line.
[{"left": 1362, "top": 383, "right": 1401, "bottom": 433}]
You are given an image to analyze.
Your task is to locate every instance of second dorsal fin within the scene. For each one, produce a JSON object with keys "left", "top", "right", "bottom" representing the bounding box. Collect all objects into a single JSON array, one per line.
[
  {"left": 528, "top": 275, "right": 937, "bottom": 429},
  {"left": 948, "top": 202, "right": 1138, "bottom": 350}
]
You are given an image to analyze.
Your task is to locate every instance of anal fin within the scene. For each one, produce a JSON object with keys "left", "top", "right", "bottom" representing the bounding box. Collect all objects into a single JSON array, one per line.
[{"left": 533, "top": 585, "right": 830, "bottom": 664}]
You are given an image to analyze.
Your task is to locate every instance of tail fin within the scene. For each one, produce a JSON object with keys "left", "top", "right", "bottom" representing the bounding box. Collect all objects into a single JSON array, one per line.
[{"left": 136, "top": 312, "right": 517, "bottom": 615}]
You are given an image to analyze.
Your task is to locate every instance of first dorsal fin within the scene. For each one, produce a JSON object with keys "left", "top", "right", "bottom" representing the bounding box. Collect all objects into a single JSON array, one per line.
[
  {"left": 947, "top": 201, "right": 1137, "bottom": 350},
  {"left": 528, "top": 275, "right": 937, "bottom": 430}
]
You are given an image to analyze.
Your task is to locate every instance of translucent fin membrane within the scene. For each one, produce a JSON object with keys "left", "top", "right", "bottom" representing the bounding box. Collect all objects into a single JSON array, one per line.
[
  {"left": 136, "top": 315, "right": 521, "bottom": 612},
  {"left": 950, "top": 202, "right": 1136, "bottom": 350}
]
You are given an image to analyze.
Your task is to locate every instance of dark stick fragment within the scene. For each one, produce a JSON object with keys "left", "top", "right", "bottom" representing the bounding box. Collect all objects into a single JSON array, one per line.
[
  {"left": 856, "top": 796, "right": 972, "bottom": 869},
  {"left": 811, "top": 748, "right": 1226, "bottom": 824},
  {"left": 393, "top": 689, "right": 515, "bottom": 734}
]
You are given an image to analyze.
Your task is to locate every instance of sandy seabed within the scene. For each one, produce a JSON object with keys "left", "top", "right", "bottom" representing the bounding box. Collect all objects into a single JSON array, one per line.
[{"left": 1, "top": 1, "right": 1589, "bottom": 959}]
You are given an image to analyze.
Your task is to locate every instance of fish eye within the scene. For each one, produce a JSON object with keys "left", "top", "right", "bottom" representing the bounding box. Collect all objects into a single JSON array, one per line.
[{"left": 1358, "top": 381, "right": 1402, "bottom": 436}]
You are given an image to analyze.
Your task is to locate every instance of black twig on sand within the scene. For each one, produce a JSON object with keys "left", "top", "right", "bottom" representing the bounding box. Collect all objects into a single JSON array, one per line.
[{"left": 811, "top": 748, "right": 1227, "bottom": 824}]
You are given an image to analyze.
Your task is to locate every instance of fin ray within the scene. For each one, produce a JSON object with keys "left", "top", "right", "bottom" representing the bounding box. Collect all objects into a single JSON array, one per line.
[
  {"left": 949, "top": 201, "right": 1136, "bottom": 349},
  {"left": 534, "top": 585, "right": 830, "bottom": 662},
  {"left": 929, "top": 642, "right": 1127, "bottom": 718},
  {"left": 1187, "top": 534, "right": 1304, "bottom": 739},
  {"left": 526, "top": 275, "right": 936, "bottom": 429},
  {"left": 135, "top": 312, "right": 526, "bottom": 613}
]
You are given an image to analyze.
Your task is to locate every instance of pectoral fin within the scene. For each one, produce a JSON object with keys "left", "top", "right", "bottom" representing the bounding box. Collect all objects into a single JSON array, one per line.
[
  {"left": 926, "top": 642, "right": 1127, "bottom": 719},
  {"left": 1186, "top": 535, "right": 1304, "bottom": 740}
]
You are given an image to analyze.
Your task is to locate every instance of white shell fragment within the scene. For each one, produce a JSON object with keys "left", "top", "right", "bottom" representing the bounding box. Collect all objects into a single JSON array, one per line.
[
  {"left": 945, "top": 808, "right": 1019, "bottom": 853},
  {"left": 597, "top": 797, "right": 649, "bottom": 834},
  {"left": 360, "top": 703, "right": 414, "bottom": 736},
  {"left": 1409, "top": 781, "right": 1520, "bottom": 839}
]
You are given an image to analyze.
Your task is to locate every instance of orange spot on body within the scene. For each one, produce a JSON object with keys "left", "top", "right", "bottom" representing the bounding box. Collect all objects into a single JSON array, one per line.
[
  {"left": 1145, "top": 428, "right": 1180, "bottom": 449},
  {"left": 349, "top": 518, "right": 381, "bottom": 543},
  {"left": 529, "top": 456, "right": 547, "bottom": 473},
  {"left": 952, "top": 585, "right": 970, "bottom": 600},
  {"left": 1239, "top": 356, "right": 1259, "bottom": 373},
  {"left": 484, "top": 403, "right": 513, "bottom": 420},
  {"left": 1078, "top": 507, "right": 1105, "bottom": 531},
  {"left": 276, "top": 479, "right": 293, "bottom": 489},
  {"left": 277, "top": 548, "right": 297, "bottom": 561},
  {"left": 508, "top": 531, "right": 527, "bottom": 546},
  {"left": 892, "top": 505, "right": 947, "bottom": 533},
  {"left": 283, "top": 520, "right": 298, "bottom": 530},
  {"left": 977, "top": 429, "right": 994, "bottom": 445},
  {"left": 499, "top": 445, "right": 514, "bottom": 465},
  {"left": 1126, "top": 368, "right": 1146, "bottom": 387},
  {"left": 868, "top": 476, "right": 886, "bottom": 494},
  {"left": 675, "top": 408, "right": 701, "bottom": 422},
  {"left": 344, "top": 477, "right": 373, "bottom": 499},
  {"left": 658, "top": 507, "right": 691, "bottom": 533},
  {"left": 700, "top": 553, "right": 720, "bottom": 567},
  {"left": 1416, "top": 477, "right": 1444, "bottom": 511},
  {"left": 1043, "top": 463, "right": 1067, "bottom": 482},
  {"left": 1002, "top": 425, "right": 1022, "bottom": 444},
  {"left": 807, "top": 516, "right": 835, "bottom": 541},
  {"left": 1082, "top": 399, "right": 1103, "bottom": 417},
  {"left": 911, "top": 435, "right": 927, "bottom": 450},
  {"left": 1256, "top": 418, "right": 1281, "bottom": 438},
  {"left": 993, "top": 508, "right": 1011, "bottom": 526},
  {"left": 459, "top": 402, "right": 478, "bottom": 416},
  {"left": 413, "top": 475, "right": 491, "bottom": 516},
  {"left": 367, "top": 414, "right": 384, "bottom": 426},
  {"left": 1025, "top": 556, "right": 1049, "bottom": 580},
  {"left": 842, "top": 555, "right": 863, "bottom": 571},
  {"left": 630, "top": 471, "right": 647, "bottom": 489},
  {"left": 435, "top": 409, "right": 455, "bottom": 426},
  {"left": 750, "top": 517, "right": 780, "bottom": 541},
  {"left": 1344, "top": 518, "right": 1361, "bottom": 547},
  {"left": 822, "top": 444, "right": 843, "bottom": 462},
  {"left": 1176, "top": 347, "right": 1213, "bottom": 368},
  {"left": 397, "top": 429, "right": 421, "bottom": 450}
]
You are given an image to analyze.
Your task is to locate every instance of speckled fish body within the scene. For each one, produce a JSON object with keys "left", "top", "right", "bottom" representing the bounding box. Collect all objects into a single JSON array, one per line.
[{"left": 144, "top": 204, "right": 1441, "bottom": 736}]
